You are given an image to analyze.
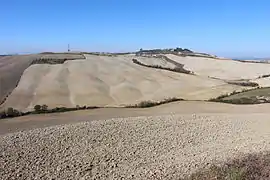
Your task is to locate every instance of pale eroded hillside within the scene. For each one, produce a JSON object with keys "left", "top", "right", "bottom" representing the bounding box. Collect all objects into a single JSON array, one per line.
[
  {"left": 0, "top": 55, "right": 42, "bottom": 104},
  {"left": 1, "top": 54, "right": 247, "bottom": 111},
  {"left": 166, "top": 54, "right": 270, "bottom": 81}
]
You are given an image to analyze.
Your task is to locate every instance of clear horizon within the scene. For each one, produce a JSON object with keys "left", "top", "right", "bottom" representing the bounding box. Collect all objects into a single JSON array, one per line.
[{"left": 1, "top": 0, "right": 270, "bottom": 58}]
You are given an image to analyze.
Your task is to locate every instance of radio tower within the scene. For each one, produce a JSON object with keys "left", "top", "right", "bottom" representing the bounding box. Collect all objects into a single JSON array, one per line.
[{"left": 68, "top": 44, "right": 70, "bottom": 52}]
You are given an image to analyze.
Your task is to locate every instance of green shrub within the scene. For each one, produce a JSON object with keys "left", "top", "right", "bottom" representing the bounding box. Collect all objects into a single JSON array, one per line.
[
  {"left": 137, "top": 101, "right": 157, "bottom": 108},
  {"left": 261, "top": 74, "right": 270, "bottom": 78},
  {"left": 1, "top": 104, "right": 99, "bottom": 119},
  {"left": 209, "top": 87, "right": 265, "bottom": 104},
  {"left": 0, "top": 107, "right": 23, "bottom": 119},
  {"left": 34, "top": 105, "right": 41, "bottom": 112},
  {"left": 127, "top": 97, "right": 183, "bottom": 108},
  {"left": 132, "top": 58, "right": 191, "bottom": 74},
  {"left": 0, "top": 110, "right": 6, "bottom": 119},
  {"left": 227, "top": 81, "right": 259, "bottom": 87},
  {"left": 210, "top": 97, "right": 261, "bottom": 105},
  {"left": 6, "top": 107, "right": 21, "bottom": 117},
  {"left": 41, "top": 104, "right": 48, "bottom": 111}
]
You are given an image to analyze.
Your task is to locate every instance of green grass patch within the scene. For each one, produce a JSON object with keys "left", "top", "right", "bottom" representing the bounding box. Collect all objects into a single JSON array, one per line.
[
  {"left": 223, "top": 87, "right": 270, "bottom": 100},
  {"left": 208, "top": 87, "right": 270, "bottom": 104}
]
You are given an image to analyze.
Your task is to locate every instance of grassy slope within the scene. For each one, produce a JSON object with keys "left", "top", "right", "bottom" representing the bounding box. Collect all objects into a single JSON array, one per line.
[{"left": 223, "top": 87, "right": 270, "bottom": 100}]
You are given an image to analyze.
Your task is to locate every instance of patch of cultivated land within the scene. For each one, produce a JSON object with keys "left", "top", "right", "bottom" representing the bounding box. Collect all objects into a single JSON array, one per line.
[
  {"left": 1, "top": 54, "right": 248, "bottom": 111},
  {"left": 223, "top": 87, "right": 270, "bottom": 99},
  {"left": 40, "top": 53, "right": 84, "bottom": 60},
  {"left": 166, "top": 54, "right": 270, "bottom": 82},
  {"left": 32, "top": 53, "right": 85, "bottom": 64},
  {"left": 133, "top": 56, "right": 177, "bottom": 69},
  {"left": 2, "top": 102, "right": 270, "bottom": 179},
  {"left": 0, "top": 54, "right": 42, "bottom": 104},
  {"left": 3, "top": 52, "right": 270, "bottom": 179}
]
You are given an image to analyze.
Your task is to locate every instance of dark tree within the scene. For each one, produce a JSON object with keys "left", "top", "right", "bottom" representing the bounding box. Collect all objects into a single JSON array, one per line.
[
  {"left": 34, "top": 105, "right": 41, "bottom": 112},
  {"left": 41, "top": 104, "right": 48, "bottom": 111}
]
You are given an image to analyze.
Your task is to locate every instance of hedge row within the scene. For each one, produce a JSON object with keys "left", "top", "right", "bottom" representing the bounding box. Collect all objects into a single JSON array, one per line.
[
  {"left": 132, "top": 59, "right": 191, "bottom": 74},
  {"left": 0, "top": 105, "right": 99, "bottom": 119},
  {"left": 126, "top": 97, "right": 183, "bottom": 108}
]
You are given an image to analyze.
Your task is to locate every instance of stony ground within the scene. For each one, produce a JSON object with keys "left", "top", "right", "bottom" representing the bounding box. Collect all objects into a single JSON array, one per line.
[{"left": 2, "top": 113, "right": 270, "bottom": 179}]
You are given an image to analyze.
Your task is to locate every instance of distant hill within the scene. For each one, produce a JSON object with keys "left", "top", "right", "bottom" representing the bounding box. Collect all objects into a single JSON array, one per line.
[
  {"left": 233, "top": 57, "right": 270, "bottom": 61},
  {"left": 136, "top": 47, "right": 217, "bottom": 58}
]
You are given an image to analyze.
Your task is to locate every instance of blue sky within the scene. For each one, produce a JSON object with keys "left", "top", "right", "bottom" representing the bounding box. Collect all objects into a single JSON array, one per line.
[{"left": 1, "top": 0, "right": 269, "bottom": 57}]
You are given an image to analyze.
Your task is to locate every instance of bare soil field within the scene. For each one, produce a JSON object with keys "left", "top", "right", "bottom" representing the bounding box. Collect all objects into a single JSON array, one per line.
[
  {"left": 133, "top": 56, "right": 177, "bottom": 69},
  {"left": 1, "top": 54, "right": 248, "bottom": 111},
  {"left": 3, "top": 101, "right": 269, "bottom": 134},
  {"left": 2, "top": 53, "right": 270, "bottom": 179},
  {"left": 166, "top": 54, "right": 270, "bottom": 81},
  {"left": 0, "top": 55, "right": 42, "bottom": 104},
  {"left": 2, "top": 101, "right": 270, "bottom": 179}
]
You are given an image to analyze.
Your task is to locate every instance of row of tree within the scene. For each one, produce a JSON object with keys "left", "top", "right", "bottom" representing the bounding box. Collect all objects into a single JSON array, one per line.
[
  {"left": 138, "top": 47, "right": 193, "bottom": 54},
  {"left": 0, "top": 104, "right": 99, "bottom": 119}
]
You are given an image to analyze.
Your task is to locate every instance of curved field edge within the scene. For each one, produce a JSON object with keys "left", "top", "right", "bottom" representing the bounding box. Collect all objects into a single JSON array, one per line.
[
  {"left": 132, "top": 55, "right": 192, "bottom": 74},
  {"left": 32, "top": 53, "right": 86, "bottom": 65},
  {"left": 0, "top": 55, "right": 42, "bottom": 105},
  {"left": 0, "top": 98, "right": 184, "bottom": 119},
  {"left": 0, "top": 53, "right": 86, "bottom": 106},
  {"left": 209, "top": 87, "right": 270, "bottom": 104},
  {"left": 132, "top": 58, "right": 192, "bottom": 74}
]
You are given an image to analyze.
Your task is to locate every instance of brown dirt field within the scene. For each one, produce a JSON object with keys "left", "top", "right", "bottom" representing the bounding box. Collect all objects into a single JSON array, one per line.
[
  {"left": 0, "top": 55, "right": 42, "bottom": 105},
  {"left": 2, "top": 101, "right": 270, "bottom": 179},
  {"left": 1, "top": 101, "right": 270, "bottom": 135}
]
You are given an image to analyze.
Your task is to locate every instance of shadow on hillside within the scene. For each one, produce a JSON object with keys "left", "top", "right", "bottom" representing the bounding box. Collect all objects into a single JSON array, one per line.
[{"left": 184, "top": 151, "right": 270, "bottom": 180}]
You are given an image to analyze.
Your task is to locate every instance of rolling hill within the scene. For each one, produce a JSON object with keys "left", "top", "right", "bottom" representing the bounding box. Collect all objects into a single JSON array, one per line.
[{"left": 2, "top": 51, "right": 270, "bottom": 112}]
